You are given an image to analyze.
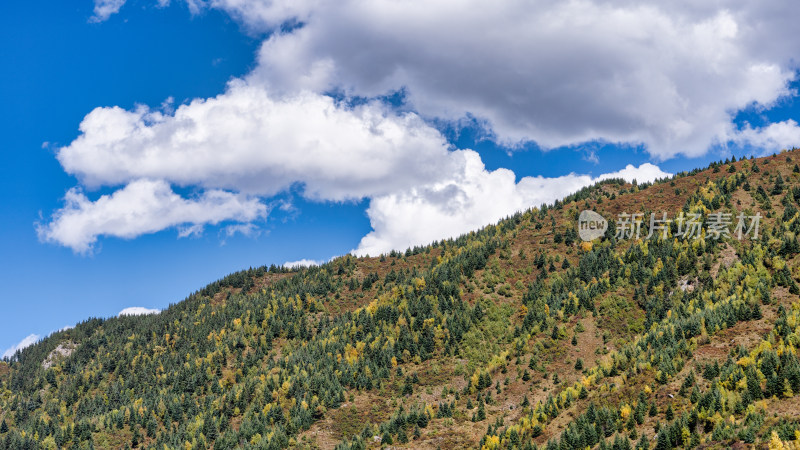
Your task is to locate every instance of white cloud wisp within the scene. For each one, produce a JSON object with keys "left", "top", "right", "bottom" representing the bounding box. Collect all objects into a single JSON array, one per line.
[
  {"left": 354, "top": 159, "right": 670, "bottom": 256},
  {"left": 62, "top": 0, "right": 799, "bottom": 254},
  {"left": 118, "top": 307, "right": 161, "bottom": 316},
  {"left": 2, "top": 334, "right": 40, "bottom": 360},
  {"left": 38, "top": 179, "right": 267, "bottom": 254}
]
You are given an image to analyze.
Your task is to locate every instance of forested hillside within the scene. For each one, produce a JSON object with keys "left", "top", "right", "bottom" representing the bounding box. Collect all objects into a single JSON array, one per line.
[{"left": 3, "top": 151, "right": 800, "bottom": 449}]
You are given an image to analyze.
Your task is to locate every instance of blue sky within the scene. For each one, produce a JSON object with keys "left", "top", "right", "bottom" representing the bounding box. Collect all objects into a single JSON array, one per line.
[{"left": 2, "top": 0, "right": 799, "bottom": 356}]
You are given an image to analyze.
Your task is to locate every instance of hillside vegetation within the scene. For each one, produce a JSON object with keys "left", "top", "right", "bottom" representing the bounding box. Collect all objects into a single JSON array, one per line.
[{"left": 3, "top": 151, "right": 800, "bottom": 449}]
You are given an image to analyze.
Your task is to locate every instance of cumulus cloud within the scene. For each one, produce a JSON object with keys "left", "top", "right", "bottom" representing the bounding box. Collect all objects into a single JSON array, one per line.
[
  {"left": 43, "top": 80, "right": 459, "bottom": 253},
  {"left": 91, "top": 0, "right": 127, "bottom": 22},
  {"left": 355, "top": 158, "right": 670, "bottom": 256},
  {"left": 596, "top": 163, "right": 672, "bottom": 184},
  {"left": 283, "top": 259, "right": 321, "bottom": 268},
  {"left": 90, "top": 0, "right": 800, "bottom": 158},
  {"left": 37, "top": 179, "right": 267, "bottom": 253},
  {"left": 2, "top": 334, "right": 40, "bottom": 359},
  {"left": 52, "top": 0, "right": 800, "bottom": 254},
  {"left": 48, "top": 74, "right": 671, "bottom": 256},
  {"left": 57, "top": 84, "right": 454, "bottom": 201},
  {"left": 208, "top": 0, "right": 798, "bottom": 159},
  {"left": 43, "top": 73, "right": 673, "bottom": 255},
  {"left": 731, "top": 120, "right": 800, "bottom": 155},
  {"left": 118, "top": 307, "right": 161, "bottom": 316}
]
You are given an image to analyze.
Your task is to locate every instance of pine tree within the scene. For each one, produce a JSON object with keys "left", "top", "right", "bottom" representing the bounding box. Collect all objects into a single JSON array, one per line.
[
  {"left": 766, "top": 373, "right": 782, "bottom": 398},
  {"left": 402, "top": 379, "right": 413, "bottom": 396},
  {"left": 637, "top": 433, "right": 650, "bottom": 450},
  {"left": 655, "top": 429, "right": 670, "bottom": 450},
  {"left": 0, "top": 420, "right": 7, "bottom": 434},
  {"left": 627, "top": 414, "right": 637, "bottom": 431},
  {"left": 773, "top": 174, "right": 785, "bottom": 195},
  {"left": 579, "top": 385, "right": 589, "bottom": 399},
  {"left": 397, "top": 427, "right": 408, "bottom": 443},
  {"left": 746, "top": 368, "right": 762, "bottom": 400},
  {"left": 205, "top": 416, "right": 218, "bottom": 442},
  {"left": 131, "top": 425, "right": 141, "bottom": 448},
  {"left": 146, "top": 416, "right": 157, "bottom": 439},
  {"left": 476, "top": 401, "right": 486, "bottom": 421}
]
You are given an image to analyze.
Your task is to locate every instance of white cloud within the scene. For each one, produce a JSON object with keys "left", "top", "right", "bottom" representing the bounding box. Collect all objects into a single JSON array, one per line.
[
  {"left": 118, "top": 307, "right": 161, "bottom": 316},
  {"left": 51, "top": 0, "right": 799, "bottom": 254},
  {"left": 283, "top": 259, "right": 321, "bottom": 268},
  {"left": 37, "top": 179, "right": 267, "bottom": 253},
  {"left": 207, "top": 0, "right": 797, "bottom": 159},
  {"left": 354, "top": 159, "right": 670, "bottom": 256},
  {"left": 88, "top": 0, "right": 800, "bottom": 158},
  {"left": 2, "top": 334, "right": 40, "bottom": 359},
  {"left": 730, "top": 120, "right": 800, "bottom": 155},
  {"left": 91, "top": 0, "right": 127, "bottom": 22},
  {"left": 56, "top": 84, "right": 454, "bottom": 201},
  {"left": 596, "top": 163, "right": 672, "bottom": 184},
  {"left": 43, "top": 81, "right": 459, "bottom": 252},
  {"left": 46, "top": 75, "right": 673, "bottom": 255},
  {"left": 223, "top": 223, "right": 261, "bottom": 238}
]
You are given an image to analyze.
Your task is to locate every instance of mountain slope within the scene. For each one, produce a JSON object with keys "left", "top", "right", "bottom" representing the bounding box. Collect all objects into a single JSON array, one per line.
[{"left": 3, "top": 151, "right": 800, "bottom": 449}]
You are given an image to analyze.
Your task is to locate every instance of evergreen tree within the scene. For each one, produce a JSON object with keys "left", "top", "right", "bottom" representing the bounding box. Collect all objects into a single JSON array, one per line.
[
  {"left": 746, "top": 368, "right": 762, "bottom": 400},
  {"left": 637, "top": 433, "right": 650, "bottom": 450},
  {"left": 131, "top": 425, "right": 141, "bottom": 448},
  {"left": 402, "top": 379, "right": 413, "bottom": 396},
  {"left": 579, "top": 385, "right": 589, "bottom": 399},
  {"left": 655, "top": 429, "right": 670, "bottom": 450},
  {"left": 397, "top": 427, "right": 408, "bottom": 443},
  {"left": 476, "top": 401, "right": 486, "bottom": 421}
]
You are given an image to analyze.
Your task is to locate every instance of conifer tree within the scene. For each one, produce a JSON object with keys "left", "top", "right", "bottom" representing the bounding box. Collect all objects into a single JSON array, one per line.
[
  {"left": 746, "top": 367, "right": 762, "bottom": 400},
  {"left": 476, "top": 401, "right": 486, "bottom": 421}
]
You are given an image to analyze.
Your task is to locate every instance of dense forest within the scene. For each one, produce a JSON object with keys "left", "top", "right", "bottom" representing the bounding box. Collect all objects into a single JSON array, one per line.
[{"left": 2, "top": 151, "right": 800, "bottom": 449}]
